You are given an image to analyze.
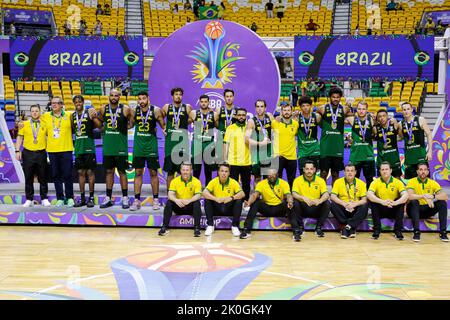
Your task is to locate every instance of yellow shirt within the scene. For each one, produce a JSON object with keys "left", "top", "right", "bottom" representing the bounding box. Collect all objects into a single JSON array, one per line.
[
  {"left": 255, "top": 178, "right": 291, "bottom": 206},
  {"left": 331, "top": 177, "right": 367, "bottom": 202},
  {"left": 272, "top": 119, "right": 298, "bottom": 160},
  {"left": 224, "top": 123, "right": 251, "bottom": 166},
  {"left": 18, "top": 119, "right": 47, "bottom": 151},
  {"left": 41, "top": 111, "right": 74, "bottom": 153},
  {"left": 406, "top": 177, "right": 442, "bottom": 205},
  {"left": 368, "top": 177, "right": 405, "bottom": 201},
  {"left": 205, "top": 177, "right": 242, "bottom": 198},
  {"left": 292, "top": 175, "right": 327, "bottom": 200},
  {"left": 169, "top": 175, "right": 203, "bottom": 199}
]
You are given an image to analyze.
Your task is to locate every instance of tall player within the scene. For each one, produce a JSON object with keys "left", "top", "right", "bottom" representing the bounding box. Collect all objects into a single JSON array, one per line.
[
  {"left": 129, "top": 91, "right": 165, "bottom": 211},
  {"left": 215, "top": 89, "right": 238, "bottom": 162},
  {"left": 71, "top": 95, "right": 102, "bottom": 208},
  {"left": 246, "top": 99, "right": 274, "bottom": 184},
  {"left": 400, "top": 102, "right": 433, "bottom": 179},
  {"left": 295, "top": 96, "right": 321, "bottom": 171},
  {"left": 317, "top": 87, "right": 352, "bottom": 185},
  {"left": 345, "top": 101, "right": 376, "bottom": 190},
  {"left": 98, "top": 89, "right": 133, "bottom": 209},
  {"left": 190, "top": 94, "right": 216, "bottom": 185},
  {"left": 374, "top": 109, "right": 402, "bottom": 178},
  {"left": 161, "top": 88, "right": 193, "bottom": 193}
]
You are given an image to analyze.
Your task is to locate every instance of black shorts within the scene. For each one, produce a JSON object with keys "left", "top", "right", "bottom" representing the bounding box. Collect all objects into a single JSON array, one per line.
[
  {"left": 251, "top": 162, "right": 272, "bottom": 178},
  {"left": 75, "top": 153, "right": 97, "bottom": 171},
  {"left": 163, "top": 154, "right": 188, "bottom": 175},
  {"left": 132, "top": 156, "right": 160, "bottom": 170},
  {"left": 298, "top": 156, "right": 320, "bottom": 174},
  {"left": 103, "top": 155, "right": 128, "bottom": 172},
  {"left": 320, "top": 156, "right": 344, "bottom": 173}
]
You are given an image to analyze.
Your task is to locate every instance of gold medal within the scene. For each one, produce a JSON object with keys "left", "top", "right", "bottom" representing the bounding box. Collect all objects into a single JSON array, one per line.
[{"left": 331, "top": 122, "right": 337, "bottom": 129}]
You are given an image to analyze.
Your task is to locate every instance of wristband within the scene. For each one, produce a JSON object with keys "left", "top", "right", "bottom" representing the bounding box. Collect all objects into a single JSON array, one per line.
[{"left": 15, "top": 150, "right": 20, "bottom": 153}]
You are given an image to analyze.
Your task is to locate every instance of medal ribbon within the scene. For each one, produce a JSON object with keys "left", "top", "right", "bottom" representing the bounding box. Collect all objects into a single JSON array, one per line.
[
  {"left": 381, "top": 119, "right": 390, "bottom": 145},
  {"left": 405, "top": 119, "right": 414, "bottom": 142},
  {"left": 256, "top": 116, "right": 267, "bottom": 138},
  {"left": 301, "top": 114, "right": 312, "bottom": 138},
  {"left": 345, "top": 180, "right": 357, "bottom": 201},
  {"left": 357, "top": 117, "right": 367, "bottom": 141},
  {"left": 172, "top": 105, "right": 182, "bottom": 128},
  {"left": 140, "top": 107, "right": 150, "bottom": 127},
  {"left": 200, "top": 111, "right": 210, "bottom": 133},
  {"left": 30, "top": 119, "right": 40, "bottom": 143},
  {"left": 75, "top": 110, "right": 85, "bottom": 134},
  {"left": 330, "top": 104, "right": 340, "bottom": 126},
  {"left": 108, "top": 104, "right": 120, "bottom": 128},
  {"left": 224, "top": 107, "right": 234, "bottom": 127}
]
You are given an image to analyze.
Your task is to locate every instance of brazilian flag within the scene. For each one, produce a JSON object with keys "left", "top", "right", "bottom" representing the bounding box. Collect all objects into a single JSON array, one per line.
[{"left": 199, "top": 5, "right": 219, "bottom": 19}]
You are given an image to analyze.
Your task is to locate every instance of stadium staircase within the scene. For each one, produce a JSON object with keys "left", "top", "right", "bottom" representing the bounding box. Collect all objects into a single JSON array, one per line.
[
  {"left": 332, "top": 2, "right": 351, "bottom": 35},
  {"left": 125, "top": 0, "right": 144, "bottom": 35},
  {"left": 421, "top": 94, "right": 446, "bottom": 129},
  {"left": 17, "top": 93, "right": 52, "bottom": 116}
]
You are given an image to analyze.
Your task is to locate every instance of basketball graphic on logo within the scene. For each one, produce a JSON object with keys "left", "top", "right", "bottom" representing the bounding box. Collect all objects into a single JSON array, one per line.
[{"left": 205, "top": 21, "right": 224, "bottom": 40}]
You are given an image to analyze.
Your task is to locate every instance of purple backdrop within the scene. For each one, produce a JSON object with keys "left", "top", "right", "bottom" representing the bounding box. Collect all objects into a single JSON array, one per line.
[
  {"left": 0, "top": 127, "right": 20, "bottom": 183},
  {"left": 9, "top": 36, "right": 143, "bottom": 80},
  {"left": 148, "top": 20, "right": 280, "bottom": 112},
  {"left": 2, "top": 8, "right": 53, "bottom": 25},
  {"left": 0, "top": 39, "right": 10, "bottom": 53},
  {"left": 294, "top": 35, "right": 434, "bottom": 80},
  {"left": 421, "top": 10, "right": 450, "bottom": 25}
]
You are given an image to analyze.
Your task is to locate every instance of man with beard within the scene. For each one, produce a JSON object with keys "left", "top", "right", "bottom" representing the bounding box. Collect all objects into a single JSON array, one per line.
[
  {"left": 223, "top": 108, "right": 251, "bottom": 201},
  {"left": 345, "top": 101, "right": 376, "bottom": 190},
  {"left": 406, "top": 163, "right": 448, "bottom": 242},
  {"left": 190, "top": 94, "right": 216, "bottom": 185},
  {"left": 161, "top": 88, "right": 193, "bottom": 195},
  {"left": 129, "top": 91, "right": 165, "bottom": 211},
  {"left": 98, "top": 89, "right": 133, "bottom": 209},
  {"left": 271, "top": 103, "right": 298, "bottom": 189},
  {"left": 374, "top": 109, "right": 402, "bottom": 178},
  {"left": 317, "top": 87, "right": 352, "bottom": 186},
  {"left": 400, "top": 102, "right": 433, "bottom": 179},
  {"left": 292, "top": 160, "right": 330, "bottom": 238},
  {"left": 240, "top": 168, "right": 294, "bottom": 240},
  {"left": 71, "top": 95, "right": 102, "bottom": 208}
]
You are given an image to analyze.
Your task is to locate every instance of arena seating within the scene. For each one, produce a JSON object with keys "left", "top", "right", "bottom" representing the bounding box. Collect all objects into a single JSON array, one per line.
[
  {"left": 144, "top": 0, "right": 333, "bottom": 37},
  {"left": 1, "top": 0, "right": 126, "bottom": 35},
  {"left": 351, "top": 0, "right": 450, "bottom": 35}
]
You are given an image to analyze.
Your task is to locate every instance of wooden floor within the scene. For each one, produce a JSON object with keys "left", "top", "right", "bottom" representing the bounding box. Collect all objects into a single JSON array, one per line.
[{"left": 0, "top": 226, "right": 449, "bottom": 300}]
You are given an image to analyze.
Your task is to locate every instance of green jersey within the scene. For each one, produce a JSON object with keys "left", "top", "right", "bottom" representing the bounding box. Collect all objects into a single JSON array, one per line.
[
  {"left": 72, "top": 109, "right": 96, "bottom": 156},
  {"left": 191, "top": 109, "right": 216, "bottom": 162},
  {"left": 375, "top": 120, "right": 401, "bottom": 168},
  {"left": 320, "top": 104, "right": 345, "bottom": 157},
  {"left": 401, "top": 115, "right": 426, "bottom": 165},
  {"left": 250, "top": 114, "right": 272, "bottom": 164},
  {"left": 349, "top": 116, "right": 374, "bottom": 164},
  {"left": 102, "top": 104, "right": 128, "bottom": 156},
  {"left": 297, "top": 112, "right": 320, "bottom": 158},
  {"left": 165, "top": 103, "right": 189, "bottom": 157},
  {"left": 133, "top": 105, "right": 158, "bottom": 157}
]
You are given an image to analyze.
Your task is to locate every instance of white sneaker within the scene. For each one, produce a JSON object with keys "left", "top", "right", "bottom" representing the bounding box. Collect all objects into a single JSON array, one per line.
[
  {"left": 231, "top": 226, "right": 241, "bottom": 237},
  {"left": 205, "top": 225, "right": 215, "bottom": 236},
  {"left": 242, "top": 206, "right": 250, "bottom": 213},
  {"left": 41, "top": 199, "right": 51, "bottom": 207},
  {"left": 152, "top": 198, "right": 161, "bottom": 210},
  {"left": 23, "top": 200, "right": 34, "bottom": 208}
]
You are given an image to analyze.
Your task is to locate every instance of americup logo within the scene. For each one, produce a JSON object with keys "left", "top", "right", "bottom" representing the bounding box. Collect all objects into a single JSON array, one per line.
[{"left": 187, "top": 21, "right": 245, "bottom": 89}]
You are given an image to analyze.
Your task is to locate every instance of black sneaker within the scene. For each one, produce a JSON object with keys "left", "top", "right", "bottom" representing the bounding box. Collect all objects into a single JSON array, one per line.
[
  {"left": 299, "top": 227, "right": 305, "bottom": 237},
  {"left": 239, "top": 228, "right": 251, "bottom": 239},
  {"left": 293, "top": 230, "right": 301, "bottom": 242},
  {"left": 394, "top": 230, "right": 404, "bottom": 241},
  {"left": 439, "top": 232, "right": 449, "bottom": 242},
  {"left": 372, "top": 230, "right": 380, "bottom": 240},
  {"left": 158, "top": 227, "right": 169, "bottom": 236},
  {"left": 100, "top": 197, "right": 114, "bottom": 209},
  {"left": 73, "top": 198, "right": 86, "bottom": 208},
  {"left": 341, "top": 226, "right": 351, "bottom": 239},
  {"left": 194, "top": 227, "right": 201, "bottom": 237},
  {"left": 315, "top": 227, "right": 325, "bottom": 237},
  {"left": 349, "top": 228, "right": 356, "bottom": 238},
  {"left": 413, "top": 231, "right": 421, "bottom": 242},
  {"left": 86, "top": 197, "right": 95, "bottom": 208}
]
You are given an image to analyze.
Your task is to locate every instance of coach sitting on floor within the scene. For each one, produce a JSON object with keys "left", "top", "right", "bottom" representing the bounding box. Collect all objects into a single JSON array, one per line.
[
  {"left": 292, "top": 160, "right": 330, "bottom": 239},
  {"left": 406, "top": 162, "right": 449, "bottom": 242},
  {"left": 158, "top": 162, "right": 203, "bottom": 237},
  {"left": 240, "top": 168, "right": 295, "bottom": 240},
  {"left": 330, "top": 163, "right": 369, "bottom": 239},
  {"left": 203, "top": 163, "right": 245, "bottom": 237},
  {"left": 367, "top": 161, "right": 409, "bottom": 241}
]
